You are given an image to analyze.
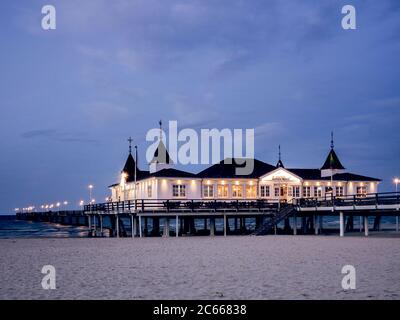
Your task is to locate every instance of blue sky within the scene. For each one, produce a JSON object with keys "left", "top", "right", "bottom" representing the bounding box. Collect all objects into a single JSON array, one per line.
[{"left": 0, "top": 0, "right": 399, "bottom": 212}]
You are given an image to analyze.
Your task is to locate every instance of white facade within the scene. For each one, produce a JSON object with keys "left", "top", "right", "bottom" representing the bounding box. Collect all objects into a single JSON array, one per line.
[{"left": 110, "top": 167, "right": 379, "bottom": 202}]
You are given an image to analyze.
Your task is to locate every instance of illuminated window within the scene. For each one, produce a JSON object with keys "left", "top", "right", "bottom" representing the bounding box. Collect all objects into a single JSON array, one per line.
[
  {"left": 246, "top": 185, "right": 257, "bottom": 198},
  {"left": 260, "top": 185, "right": 270, "bottom": 197},
  {"left": 274, "top": 187, "right": 280, "bottom": 197},
  {"left": 173, "top": 185, "right": 186, "bottom": 197},
  {"left": 292, "top": 186, "right": 300, "bottom": 198},
  {"left": 303, "top": 186, "right": 311, "bottom": 197},
  {"left": 314, "top": 186, "right": 322, "bottom": 198},
  {"left": 232, "top": 185, "right": 243, "bottom": 198},
  {"left": 217, "top": 185, "right": 228, "bottom": 198},
  {"left": 335, "top": 186, "right": 344, "bottom": 197},
  {"left": 356, "top": 186, "right": 367, "bottom": 197},
  {"left": 203, "top": 185, "right": 214, "bottom": 198}
]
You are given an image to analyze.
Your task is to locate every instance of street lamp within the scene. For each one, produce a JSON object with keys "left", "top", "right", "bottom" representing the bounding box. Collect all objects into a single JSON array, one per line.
[
  {"left": 394, "top": 178, "right": 399, "bottom": 193},
  {"left": 88, "top": 185, "right": 94, "bottom": 203}
]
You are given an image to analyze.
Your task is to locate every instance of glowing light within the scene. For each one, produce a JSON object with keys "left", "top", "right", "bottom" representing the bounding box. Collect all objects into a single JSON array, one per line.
[
  {"left": 249, "top": 181, "right": 253, "bottom": 185},
  {"left": 88, "top": 185, "right": 93, "bottom": 189},
  {"left": 316, "top": 182, "right": 320, "bottom": 186},
  {"left": 79, "top": 200, "right": 84, "bottom": 206},
  {"left": 360, "top": 182, "right": 364, "bottom": 187},
  {"left": 235, "top": 181, "right": 239, "bottom": 185},
  {"left": 221, "top": 180, "right": 225, "bottom": 185},
  {"left": 394, "top": 178, "right": 400, "bottom": 184},
  {"left": 63, "top": 201, "right": 68, "bottom": 205},
  {"left": 207, "top": 180, "right": 211, "bottom": 185},
  {"left": 305, "top": 181, "right": 309, "bottom": 186},
  {"left": 177, "top": 180, "right": 182, "bottom": 185},
  {"left": 338, "top": 182, "right": 342, "bottom": 186},
  {"left": 56, "top": 202, "right": 61, "bottom": 207}
]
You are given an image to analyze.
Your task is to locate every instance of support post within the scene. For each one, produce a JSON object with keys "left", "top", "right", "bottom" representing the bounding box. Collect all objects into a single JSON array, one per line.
[
  {"left": 176, "top": 215, "right": 179, "bottom": 237},
  {"left": 293, "top": 214, "right": 297, "bottom": 235},
  {"left": 133, "top": 216, "right": 137, "bottom": 237},
  {"left": 359, "top": 216, "right": 363, "bottom": 232},
  {"left": 116, "top": 215, "right": 119, "bottom": 238},
  {"left": 223, "top": 215, "right": 227, "bottom": 237},
  {"left": 131, "top": 215, "right": 134, "bottom": 238},
  {"left": 164, "top": 218, "right": 170, "bottom": 237},
  {"left": 100, "top": 215, "right": 103, "bottom": 237},
  {"left": 314, "top": 215, "right": 318, "bottom": 235},
  {"left": 364, "top": 216, "right": 369, "bottom": 237},
  {"left": 210, "top": 217, "right": 215, "bottom": 236},
  {"left": 339, "top": 212, "right": 344, "bottom": 237},
  {"left": 139, "top": 215, "right": 142, "bottom": 238}
]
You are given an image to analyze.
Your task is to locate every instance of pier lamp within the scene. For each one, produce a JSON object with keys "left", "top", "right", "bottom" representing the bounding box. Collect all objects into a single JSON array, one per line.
[
  {"left": 394, "top": 178, "right": 399, "bottom": 193},
  {"left": 88, "top": 184, "right": 94, "bottom": 203},
  {"left": 63, "top": 201, "right": 68, "bottom": 206}
]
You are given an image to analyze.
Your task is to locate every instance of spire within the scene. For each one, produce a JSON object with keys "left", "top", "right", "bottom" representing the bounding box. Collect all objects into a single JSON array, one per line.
[
  {"left": 159, "top": 120, "right": 163, "bottom": 142},
  {"left": 127, "top": 137, "right": 133, "bottom": 154},
  {"left": 321, "top": 133, "right": 345, "bottom": 170},
  {"left": 276, "top": 144, "right": 284, "bottom": 168}
]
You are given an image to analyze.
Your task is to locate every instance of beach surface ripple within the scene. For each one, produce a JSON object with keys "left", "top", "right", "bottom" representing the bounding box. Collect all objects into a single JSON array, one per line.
[{"left": 0, "top": 236, "right": 399, "bottom": 300}]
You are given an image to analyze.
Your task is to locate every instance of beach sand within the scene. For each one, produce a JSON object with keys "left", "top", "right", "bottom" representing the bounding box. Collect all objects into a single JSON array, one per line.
[{"left": 0, "top": 236, "right": 399, "bottom": 300}]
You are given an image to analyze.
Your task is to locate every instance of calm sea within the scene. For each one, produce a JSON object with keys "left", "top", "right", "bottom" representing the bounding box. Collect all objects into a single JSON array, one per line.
[{"left": 0, "top": 215, "right": 89, "bottom": 238}]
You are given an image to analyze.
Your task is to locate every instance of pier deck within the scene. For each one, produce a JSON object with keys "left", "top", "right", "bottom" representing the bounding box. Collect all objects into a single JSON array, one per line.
[{"left": 16, "top": 192, "right": 400, "bottom": 238}]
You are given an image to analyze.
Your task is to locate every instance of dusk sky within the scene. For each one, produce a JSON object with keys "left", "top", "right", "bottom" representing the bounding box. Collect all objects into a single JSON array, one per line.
[{"left": 0, "top": 0, "right": 399, "bottom": 213}]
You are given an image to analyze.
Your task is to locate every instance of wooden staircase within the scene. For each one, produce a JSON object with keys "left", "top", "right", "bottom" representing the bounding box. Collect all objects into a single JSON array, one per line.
[{"left": 253, "top": 205, "right": 296, "bottom": 235}]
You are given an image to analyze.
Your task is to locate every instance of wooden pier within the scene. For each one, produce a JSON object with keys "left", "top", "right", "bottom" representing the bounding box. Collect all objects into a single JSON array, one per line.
[{"left": 16, "top": 192, "right": 400, "bottom": 238}]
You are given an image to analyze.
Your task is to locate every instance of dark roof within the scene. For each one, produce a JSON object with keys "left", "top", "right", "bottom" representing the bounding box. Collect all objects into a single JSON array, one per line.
[
  {"left": 321, "top": 149, "right": 345, "bottom": 170},
  {"left": 321, "top": 173, "right": 380, "bottom": 182},
  {"left": 150, "top": 141, "right": 172, "bottom": 164},
  {"left": 286, "top": 169, "right": 380, "bottom": 182},
  {"left": 148, "top": 168, "right": 196, "bottom": 178},
  {"left": 121, "top": 153, "right": 150, "bottom": 182},
  {"left": 197, "top": 158, "right": 276, "bottom": 179},
  {"left": 276, "top": 159, "right": 284, "bottom": 168},
  {"left": 286, "top": 169, "right": 321, "bottom": 180}
]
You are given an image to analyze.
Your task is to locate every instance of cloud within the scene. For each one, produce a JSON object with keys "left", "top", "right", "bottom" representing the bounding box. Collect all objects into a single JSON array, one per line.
[
  {"left": 254, "top": 122, "right": 285, "bottom": 138},
  {"left": 168, "top": 93, "right": 219, "bottom": 128},
  {"left": 21, "top": 129, "right": 98, "bottom": 144},
  {"left": 372, "top": 97, "right": 400, "bottom": 108}
]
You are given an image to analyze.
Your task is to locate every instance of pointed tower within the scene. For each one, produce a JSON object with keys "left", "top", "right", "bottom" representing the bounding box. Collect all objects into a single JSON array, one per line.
[
  {"left": 276, "top": 145, "right": 284, "bottom": 168},
  {"left": 121, "top": 137, "right": 137, "bottom": 182},
  {"left": 320, "top": 132, "right": 346, "bottom": 177},
  {"left": 149, "top": 120, "right": 174, "bottom": 173}
]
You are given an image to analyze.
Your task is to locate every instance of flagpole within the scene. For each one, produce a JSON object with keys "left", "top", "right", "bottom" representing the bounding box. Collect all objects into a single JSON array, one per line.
[{"left": 134, "top": 145, "right": 137, "bottom": 208}]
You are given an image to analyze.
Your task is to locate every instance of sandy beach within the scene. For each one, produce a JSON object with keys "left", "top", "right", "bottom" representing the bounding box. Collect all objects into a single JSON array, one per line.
[{"left": 0, "top": 236, "right": 399, "bottom": 300}]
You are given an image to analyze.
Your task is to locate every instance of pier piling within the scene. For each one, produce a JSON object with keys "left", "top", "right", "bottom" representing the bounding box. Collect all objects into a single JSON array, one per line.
[{"left": 339, "top": 212, "right": 344, "bottom": 237}]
